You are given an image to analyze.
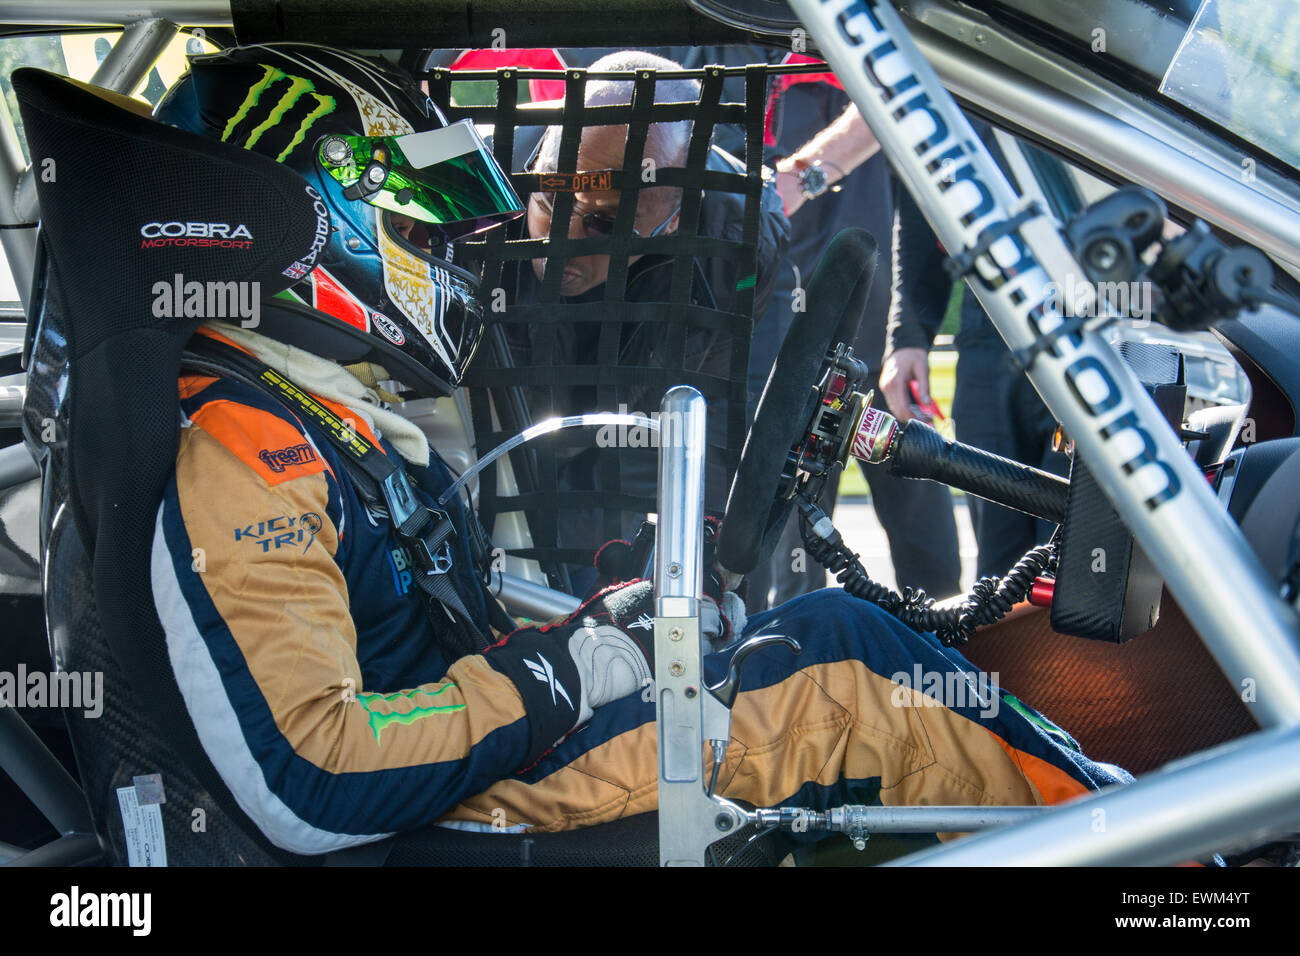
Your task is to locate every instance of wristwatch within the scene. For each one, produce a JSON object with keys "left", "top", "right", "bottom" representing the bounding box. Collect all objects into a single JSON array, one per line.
[{"left": 797, "top": 161, "right": 830, "bottom": 201}]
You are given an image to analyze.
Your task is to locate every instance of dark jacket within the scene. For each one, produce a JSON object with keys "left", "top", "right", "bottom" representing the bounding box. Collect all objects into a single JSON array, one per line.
[{"left": 885, "top": 118, "right": 1011, "bottom": 357}]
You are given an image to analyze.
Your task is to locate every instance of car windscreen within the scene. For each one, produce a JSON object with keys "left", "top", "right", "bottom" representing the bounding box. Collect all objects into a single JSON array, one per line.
[
  {"left": 1159, "top": 0, "right": 1300, "bottom": 174},
  {"left": 967, "top": 0, "right": 1300, "bottom": 176}
]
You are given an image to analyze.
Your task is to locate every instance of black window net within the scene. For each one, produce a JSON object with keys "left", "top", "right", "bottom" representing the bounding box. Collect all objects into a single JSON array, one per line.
[{"left": 422, "top": 63, "right": 783, "bottom": 591}]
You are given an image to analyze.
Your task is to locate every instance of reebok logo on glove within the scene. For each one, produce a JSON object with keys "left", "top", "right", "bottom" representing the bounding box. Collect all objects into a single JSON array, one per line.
[
  {"left": 524, "top": 653, "right": 574, "bottom": 710},
  {"left": 486, "top": 581, "right": 659, "bottom": 767}
]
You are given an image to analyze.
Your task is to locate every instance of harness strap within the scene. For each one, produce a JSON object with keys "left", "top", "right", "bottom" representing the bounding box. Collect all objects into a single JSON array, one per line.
[{"left": 182, "top": 336, "right": 508, "bottom": 652}]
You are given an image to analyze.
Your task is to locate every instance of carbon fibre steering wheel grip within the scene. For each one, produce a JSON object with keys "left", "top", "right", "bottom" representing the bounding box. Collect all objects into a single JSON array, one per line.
[
  {"left": 888, "top": 418, "right": 1070, "bottom": 524},
  {"left": 717, "top": 228, "right": 878, "bottom": 576}
]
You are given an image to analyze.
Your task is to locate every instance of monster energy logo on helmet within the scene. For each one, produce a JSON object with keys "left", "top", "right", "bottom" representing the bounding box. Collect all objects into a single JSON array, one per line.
[
  {"left": 217, "top": 57, "right": 521, "bottom": 243},
  {"left": 221, "top": 65, "right": 336, "bottom": 163}
]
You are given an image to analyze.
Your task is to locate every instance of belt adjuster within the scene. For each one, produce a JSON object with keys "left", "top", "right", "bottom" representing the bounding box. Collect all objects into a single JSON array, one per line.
[
  {"left": 427, "top": 539, "right": 454, "bottom": 575},
  {"left": 382, "top": 469, "right": 458, "bottom": 575},
  {"left": 401, "top": 509, "right": 456, "bottom": 575}
]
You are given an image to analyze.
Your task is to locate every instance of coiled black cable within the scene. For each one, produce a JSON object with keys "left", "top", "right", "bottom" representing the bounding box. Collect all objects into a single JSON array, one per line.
[{"left": 796, "top": 496, "right": 1056, "bottom": 646}]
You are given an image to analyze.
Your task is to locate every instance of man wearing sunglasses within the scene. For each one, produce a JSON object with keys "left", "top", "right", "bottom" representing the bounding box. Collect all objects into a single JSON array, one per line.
[
  {"left": 524, "top": 119, "right": 685, "bottom": 298},
  {"left": 496, "top": 52, "right": 789, "bottom": 592},
  {"left": 513, "top": 50, "right": 786, "bottom": 323}
]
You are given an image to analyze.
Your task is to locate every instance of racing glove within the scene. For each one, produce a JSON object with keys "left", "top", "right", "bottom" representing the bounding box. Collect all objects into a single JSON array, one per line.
[
  {"left": 485, "top": 580, "right": 656, "bottom": 766},
  {"left": 590, "top": 516, "right": 747, "bottom": 648}
]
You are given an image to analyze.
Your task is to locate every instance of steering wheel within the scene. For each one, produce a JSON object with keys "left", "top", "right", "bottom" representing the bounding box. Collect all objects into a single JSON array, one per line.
[{"left": 716, "top": 228, "right": 879, "bottom": 576}]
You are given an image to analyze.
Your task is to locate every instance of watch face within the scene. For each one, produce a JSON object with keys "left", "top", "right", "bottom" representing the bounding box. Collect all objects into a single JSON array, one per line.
[{"left": 800, "top": 164, "right": 828, "bottom": 199}]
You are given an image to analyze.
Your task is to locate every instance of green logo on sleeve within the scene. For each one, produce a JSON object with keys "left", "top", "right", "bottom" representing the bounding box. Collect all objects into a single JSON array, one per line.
[{"left": 356, "top": 684, "right": 466, "bottom": 743}]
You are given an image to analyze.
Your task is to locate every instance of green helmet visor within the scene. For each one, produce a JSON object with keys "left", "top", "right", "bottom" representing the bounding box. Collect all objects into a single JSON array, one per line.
[{"left": 317, "top": 119, "right": 523, "bottom": 242}]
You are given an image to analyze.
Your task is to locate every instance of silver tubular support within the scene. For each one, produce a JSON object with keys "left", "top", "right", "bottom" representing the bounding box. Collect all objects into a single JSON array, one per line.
[
  {"left": 654, "top": 387, "right": 705, "bottom": 619},
  {"left": 439, "top": 412, "right": 659, "bottom": 508},
  {"left": 0, "top": 384, "right": 24, "bottom": 428},
  {"left": 0, "top": 84, "right": 36, "bottom": 314},
  {"left": 654, "top": 387, "right": 740, "bottom": 864},
  {"left": 89, "top": 17, "right": 182, "bottom": 94},
  {"left": 488, "top": 569, "right": 580, "bottom": 621},
  {"left": 0, "top": 2, "right": 231, "bottom": 25},
  {"left": 892, "top": 726, "right": 1300, "bottom": 866},
  {"left": 0, "top": 705, "right": 94, "bottom": 837},
  {"left": 13, "top": 166, "right": 37, "bottom": 226},
  {"left": 752, "top": 805, "right": 1051, "bottom": 843},
  {"left": 7, "top": 833, "right": 104, "bottom": 867},
  {"left": 0, "top": 443, "right": 38, "bottom": 488},
  {"left": 789, "top": 0, "right": 1300, "bottom": 727},
  {"left": 831, "top": 805, "right": 1048, "bottom": 833}
]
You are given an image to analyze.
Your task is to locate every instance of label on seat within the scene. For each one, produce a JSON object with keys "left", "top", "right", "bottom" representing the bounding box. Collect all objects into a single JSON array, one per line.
[{"left": 116, "top": 784, "right": 168, "bottom": 867}]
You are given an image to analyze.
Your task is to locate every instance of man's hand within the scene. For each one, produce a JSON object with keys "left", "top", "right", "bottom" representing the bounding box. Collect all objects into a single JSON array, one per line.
[
  {"left": 774, "top": 157, "right": 808, "bottom": 218},
  {"left": 771, "top": 103, "right": 880, "bottom": 218},
  {"left": 880, "top": 346, "right": 934, "bottom": 424}
]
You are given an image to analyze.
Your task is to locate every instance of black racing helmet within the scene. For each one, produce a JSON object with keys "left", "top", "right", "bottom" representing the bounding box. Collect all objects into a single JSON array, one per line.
[{"left": 155, "top": 43, "right": 523, "bottom": 396}]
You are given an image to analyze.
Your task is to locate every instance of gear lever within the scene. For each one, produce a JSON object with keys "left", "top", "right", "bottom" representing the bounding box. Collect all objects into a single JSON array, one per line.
[{"left": 704, "top": 633, "right": 801, "bottom": 796}]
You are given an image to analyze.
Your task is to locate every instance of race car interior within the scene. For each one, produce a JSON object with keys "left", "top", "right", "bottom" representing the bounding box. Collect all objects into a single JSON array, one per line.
[{"left": 2, "top": 0, "right": 1300, "bottom": 868}]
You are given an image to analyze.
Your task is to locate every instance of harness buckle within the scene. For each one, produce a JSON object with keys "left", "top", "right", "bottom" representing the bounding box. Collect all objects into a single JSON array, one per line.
[
  {"left": 382, "top": 469, "right": 458, "bottom": 575},
  {"left": 397, "top": 504, "right": 458, "bottom": 576}
]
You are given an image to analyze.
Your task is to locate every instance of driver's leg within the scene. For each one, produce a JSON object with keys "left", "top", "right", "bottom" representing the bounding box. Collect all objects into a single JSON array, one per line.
[{"left": 441, "top": 588, "right": 1126, "bottom": 832}]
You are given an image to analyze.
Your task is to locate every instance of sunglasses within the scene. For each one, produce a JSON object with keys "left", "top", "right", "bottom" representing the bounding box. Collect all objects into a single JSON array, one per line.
[{"left": 531, "top": 186, "right": 678, "bottom": 239}]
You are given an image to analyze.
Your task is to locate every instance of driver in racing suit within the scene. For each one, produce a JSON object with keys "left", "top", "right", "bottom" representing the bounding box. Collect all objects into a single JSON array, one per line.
[{"left": 150, "top": 44, "right": 1126, "bottom": 855}]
